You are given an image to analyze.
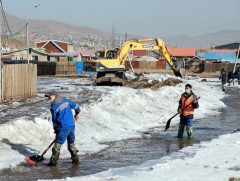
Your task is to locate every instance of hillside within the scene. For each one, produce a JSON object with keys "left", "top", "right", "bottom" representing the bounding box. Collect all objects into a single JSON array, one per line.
[
  {"left": 2, "top": 12, "right": 240, "bottom": 48},
  {"left": 3, "top": 12, "right": 110, "bottom": 36},
  {"left": 165, "top": 29, "right": 240, "bottom": 48}
]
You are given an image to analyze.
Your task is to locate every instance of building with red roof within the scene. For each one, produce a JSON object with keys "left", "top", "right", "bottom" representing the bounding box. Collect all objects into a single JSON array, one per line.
[{"left": 168, "top": 47, "right": 196, "bottom": 59}]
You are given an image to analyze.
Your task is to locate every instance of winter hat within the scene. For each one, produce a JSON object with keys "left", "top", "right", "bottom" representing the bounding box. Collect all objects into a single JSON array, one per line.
[{"left": 45, "top": 90, "right": 58, "bottom": 97}]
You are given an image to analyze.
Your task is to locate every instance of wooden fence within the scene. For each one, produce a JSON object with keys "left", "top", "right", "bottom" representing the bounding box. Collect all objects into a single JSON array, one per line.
[
  {"left": 56, "top": 62, "right": 76, "bottom": 75},
  {"left": 38, "top": 62, "right": 76, "bottom": 76},
  {"left": 204, "top": 63, "right": 235, "bottom": 73},
  {"left": 0, "top": 61, "right": 37, "bottom": 102}
]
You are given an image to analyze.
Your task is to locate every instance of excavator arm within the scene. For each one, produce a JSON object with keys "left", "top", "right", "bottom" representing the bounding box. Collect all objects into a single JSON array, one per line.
[
  {"left": 116, "top": 38, "right": 185, "bottom": 77},
  {"left": 93, "top": 38, "right": 186, "bottom": 85}
]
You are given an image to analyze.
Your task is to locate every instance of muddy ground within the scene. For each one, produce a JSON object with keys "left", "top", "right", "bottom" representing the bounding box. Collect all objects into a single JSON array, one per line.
[{"left": 124, "top": 77, "right": 182, "bottom": 90}]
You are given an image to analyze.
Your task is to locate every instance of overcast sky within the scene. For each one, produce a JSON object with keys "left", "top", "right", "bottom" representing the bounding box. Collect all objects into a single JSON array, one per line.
[{"left": 3, "top": 0, "right": 240, "bottom": 38}]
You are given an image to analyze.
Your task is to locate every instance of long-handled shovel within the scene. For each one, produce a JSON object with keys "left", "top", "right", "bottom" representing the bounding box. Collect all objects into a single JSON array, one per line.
[
  {"left": 25, "top": 139, "right": 56, "bottom": 165},
  {"left": 165, "top": 97, "right": 200, "bottom": 131}
]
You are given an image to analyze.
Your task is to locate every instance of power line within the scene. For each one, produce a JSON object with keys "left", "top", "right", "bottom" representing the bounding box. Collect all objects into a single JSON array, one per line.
[
  {"left": 0, "top": 0, "right": 29, "bottom": 51},
  {"left": 1, "top": 23, "right": 27, "bottom": 37}
]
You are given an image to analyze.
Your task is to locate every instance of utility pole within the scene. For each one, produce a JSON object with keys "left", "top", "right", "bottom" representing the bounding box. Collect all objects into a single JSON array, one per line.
[
  {"left": 112, "top": 24, "right": 116, "bottom": 48},
  {"left": 0, "top": 8, "right": 2, "bottom": 101},
  {"left": 233, "top": 44, "right": 240, "bottom": 73},
  {"left": 26, "top": 3, "right": 40, "bottom": 63}
]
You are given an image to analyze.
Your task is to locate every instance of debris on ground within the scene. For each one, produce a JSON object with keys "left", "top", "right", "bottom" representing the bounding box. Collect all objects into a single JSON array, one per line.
[{"left": 124, "top": 77, "right": 182, "bottom": 90}]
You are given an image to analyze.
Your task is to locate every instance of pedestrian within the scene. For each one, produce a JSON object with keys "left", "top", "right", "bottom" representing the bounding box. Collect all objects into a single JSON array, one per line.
[
  {"left": 177, "top": 84, "right": 199, "bottom": 139},
  {"left": 235, "top": 64, "right": 240, "bottom": 85},
  {"left": 219, "top": 68, "right": 227, "bottom": 91},
  {"left": 227, "top": 71, "right": 234, "bottom": 86},
  {"left": 45, "top": 91, "right": 81, "bottom": 166}
]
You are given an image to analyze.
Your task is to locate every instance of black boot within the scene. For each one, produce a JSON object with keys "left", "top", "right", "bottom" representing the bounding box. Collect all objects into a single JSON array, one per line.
[
  {"left": 68, "top": 142, "right": 79, "bottom": 164},
  {"left": 48, "top": 143, "right": 61, "bottom": 166}
]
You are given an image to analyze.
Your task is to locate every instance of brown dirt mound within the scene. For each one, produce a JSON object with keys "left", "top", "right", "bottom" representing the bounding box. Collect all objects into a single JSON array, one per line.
[{"left": 124, "top": 78, "right": 182, "bottom": 90}]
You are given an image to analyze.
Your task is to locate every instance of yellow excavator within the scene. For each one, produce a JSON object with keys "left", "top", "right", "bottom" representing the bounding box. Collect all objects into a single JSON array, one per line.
[{"left": 83, "top": 38, "right": 186, "bottom": 85}]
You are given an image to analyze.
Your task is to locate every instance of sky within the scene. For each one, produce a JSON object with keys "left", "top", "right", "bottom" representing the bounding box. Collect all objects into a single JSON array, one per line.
[{"left": 2, "top": 0, "right": 240, "bottom": 38}]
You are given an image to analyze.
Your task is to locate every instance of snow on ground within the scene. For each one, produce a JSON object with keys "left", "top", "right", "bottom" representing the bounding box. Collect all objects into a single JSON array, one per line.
[
  {"left": 0, "top": 73, "right": 226, "bottom": 171},
  {"left": 48, "top": 132, "right": 240, "bottom": 181}
]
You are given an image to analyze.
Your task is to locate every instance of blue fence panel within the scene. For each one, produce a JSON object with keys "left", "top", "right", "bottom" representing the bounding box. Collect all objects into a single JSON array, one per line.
[
  {"left": 76, "top": 61, "right": 83, "bottom": 74},
  {"left": 205, "top": 52, "right": 236, "bottom": 60}
]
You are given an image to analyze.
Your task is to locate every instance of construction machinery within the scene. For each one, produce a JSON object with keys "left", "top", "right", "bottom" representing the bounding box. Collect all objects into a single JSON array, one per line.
[{"left": 83, "top": 38, "right": 186, "bottom": 85}]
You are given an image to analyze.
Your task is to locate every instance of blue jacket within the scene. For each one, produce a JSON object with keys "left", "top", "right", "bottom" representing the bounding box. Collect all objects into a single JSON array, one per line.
[{"left": 50, "top": 97, "right": 81, "bottom": 128}]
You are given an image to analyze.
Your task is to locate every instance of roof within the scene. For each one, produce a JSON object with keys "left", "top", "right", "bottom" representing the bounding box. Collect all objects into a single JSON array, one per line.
[
  {"left": 49, "top": 50, "right": 95, "bottom": 57},
  {"left": 35, "top": 40, "right": 71, "bottom": 45},
  {"left": 210, "top": 49, "right": 237, "bottom": 53},
  {"left": 77, "top": 50, "right": 95, "bottom": 56},
  {"left": 32, "top": 48, "right": 48, "bottom": 55},
  {"left": 168, "top": 47, "right": 196, "bottom": 57},
  {"left": 205, "top": 52, "right": 236, "bottom": 60},
  {"left": 214, "top": 42, "right": 240, "bottom": 50}
]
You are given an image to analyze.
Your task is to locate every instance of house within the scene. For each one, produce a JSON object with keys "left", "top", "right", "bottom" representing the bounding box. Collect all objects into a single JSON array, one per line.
[
  {"left": 168, "top": 47, "right": 196, "bottom": 61},
  {"left": 165, "top": 47, "right": 196, "bottom": 70},
  {"left": 35, "top": 40, "right": 74, "bottom": 62},
  {"left": 2, "top": 48, "right": 49, "bottom": 61},
  {"left": 35, "top": 40, "right": 73, "bottom": 53}
]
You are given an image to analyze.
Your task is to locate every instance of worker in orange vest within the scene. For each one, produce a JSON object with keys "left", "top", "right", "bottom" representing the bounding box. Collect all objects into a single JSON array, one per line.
[{"left": 177, "top": 84, "right": 199, "bottom": 139}]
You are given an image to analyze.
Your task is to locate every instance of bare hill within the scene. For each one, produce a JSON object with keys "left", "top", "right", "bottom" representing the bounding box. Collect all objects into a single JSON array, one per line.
[
  {"left": 3, "top": 12, "right": 240, "bottom": 48},
  {"left": 165, "top": 29, "right": 240, "bottom": 48},
  {"left": 4, "top": 12, "right": 110, "bottom": 36}
]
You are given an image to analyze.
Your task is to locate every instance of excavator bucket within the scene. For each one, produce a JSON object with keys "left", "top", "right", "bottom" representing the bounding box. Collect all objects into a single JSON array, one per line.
[
  {"left": 174, "top": 68, "right": 187, "bottom": 79},
  {"left": 94, "top": 77, "right": 125, "bottom": 86}
]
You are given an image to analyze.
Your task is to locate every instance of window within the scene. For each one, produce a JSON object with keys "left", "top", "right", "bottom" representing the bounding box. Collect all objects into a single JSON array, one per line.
[
  {"left": 32, "top": 55, "right": 38, "bottom": 61},
  {"left": 54, "top": 56, "right": 60, "bottom": 62}
]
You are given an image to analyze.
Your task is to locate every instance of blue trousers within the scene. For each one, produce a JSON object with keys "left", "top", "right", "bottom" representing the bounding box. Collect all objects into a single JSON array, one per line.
[
  {"left": 178, "top": 117, "right": 194, "bottom": 138},
  {"left": 180, "top": 117, "right": 193, "bottom": 126},
  {"left": 56, "top": 126, "right": 75, "bottom": 144}
]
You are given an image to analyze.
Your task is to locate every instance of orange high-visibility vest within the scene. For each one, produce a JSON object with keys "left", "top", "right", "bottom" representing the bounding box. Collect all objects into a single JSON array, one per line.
[{"left": 180, "top": 94, "right": 194, "bottom": 116}]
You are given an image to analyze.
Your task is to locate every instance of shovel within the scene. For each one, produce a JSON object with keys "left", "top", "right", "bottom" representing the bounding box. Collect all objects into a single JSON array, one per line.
[
  {"left": 165, "top": 97, "right": 200, "bottom": 131},
  {"left": 25, "top": 139, "right": 56, "bottom": 165}
]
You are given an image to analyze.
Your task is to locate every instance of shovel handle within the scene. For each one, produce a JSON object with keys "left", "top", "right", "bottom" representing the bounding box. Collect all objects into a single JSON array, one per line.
[{"left": 40, "top": 139, "right": 56, "bottom": 157}]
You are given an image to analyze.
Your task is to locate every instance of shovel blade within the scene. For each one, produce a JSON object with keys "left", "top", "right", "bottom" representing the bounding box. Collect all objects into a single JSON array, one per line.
[
  {"left": 165, "top": 119, "right": 171, "bottom": 131},
  {"left": 25, "top": 155, "right": 44, "bottom": 165}
]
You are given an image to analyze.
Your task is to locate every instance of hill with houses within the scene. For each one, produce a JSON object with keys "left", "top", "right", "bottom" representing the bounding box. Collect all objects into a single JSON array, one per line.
[{"left": 2, "top": 12, "right": 240, "bottom": 49}]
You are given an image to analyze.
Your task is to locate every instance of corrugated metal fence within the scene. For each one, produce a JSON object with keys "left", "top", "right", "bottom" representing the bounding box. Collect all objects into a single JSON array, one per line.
[{"left": 1, "top": 61, "right": 37, "bottom": 102}]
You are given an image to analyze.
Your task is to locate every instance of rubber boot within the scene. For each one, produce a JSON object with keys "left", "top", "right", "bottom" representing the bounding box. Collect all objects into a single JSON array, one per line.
[
  {"left": 221, "top": 84, "right": 226, "bottom": 92},
  {"left": 186, "top": 125, "right": 193, "bottom": 139},
  {"left": 48, "top": 143, "right": 61, "bottom": 166},
  {"left": 68, "top": 142, "right": 79, "bottom": 164},
  {"left": 177, "top": 124, "right": 185, "bottom": 138}
]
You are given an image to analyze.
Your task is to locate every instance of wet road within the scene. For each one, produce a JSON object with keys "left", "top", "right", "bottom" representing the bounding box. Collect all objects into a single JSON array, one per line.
[
  {"left": 0, "top": 77, "right": 103, "bottom": 124},
  {"left": 1, "top": 85, "right": 240, "bottom": 181}
]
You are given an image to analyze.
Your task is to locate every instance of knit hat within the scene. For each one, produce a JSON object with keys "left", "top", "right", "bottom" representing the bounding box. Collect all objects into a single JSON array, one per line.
[{"left": 45, "top": 91, "right": 58, "bottom": 97}]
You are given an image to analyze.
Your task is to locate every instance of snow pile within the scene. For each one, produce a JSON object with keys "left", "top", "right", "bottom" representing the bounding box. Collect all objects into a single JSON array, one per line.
[{"left": 0, "top": 75, "right": 226, "bottom": 170}]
